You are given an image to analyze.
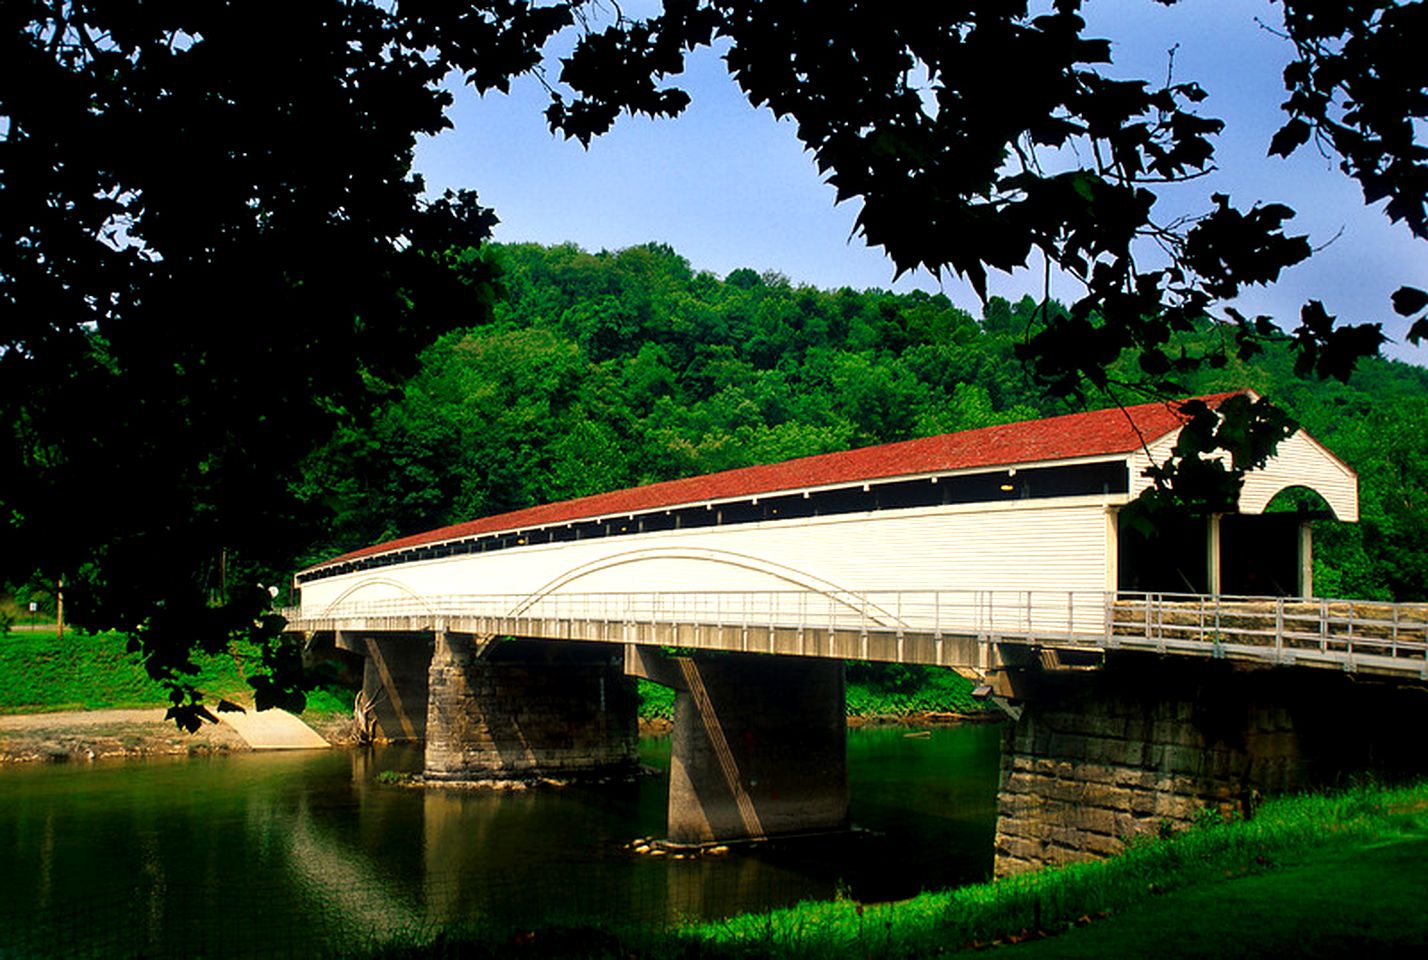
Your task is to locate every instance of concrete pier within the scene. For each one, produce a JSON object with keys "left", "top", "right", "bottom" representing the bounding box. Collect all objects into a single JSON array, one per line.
[
  {"left": 424, "top": 636, "right": 638, "bottom": 781},
  {"left": 630, "top": 648, "right": 848, "bottom": 845},
  {"left": 335, "top": 633, "right": 432, "bottom": 743}
]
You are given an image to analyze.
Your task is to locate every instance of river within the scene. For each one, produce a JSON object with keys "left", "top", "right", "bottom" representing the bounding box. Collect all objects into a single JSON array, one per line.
[{"left": 0, "top": 723, "right": 1001, "bottom": 958}]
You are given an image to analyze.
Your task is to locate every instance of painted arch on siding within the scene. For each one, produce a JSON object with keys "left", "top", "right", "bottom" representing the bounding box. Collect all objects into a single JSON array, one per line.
[
  {"left": 315, "top": 576, "right": 436, "bottom": 617},
  {"left": 508, "top": 545, "right": 907, "bottom": 628}
]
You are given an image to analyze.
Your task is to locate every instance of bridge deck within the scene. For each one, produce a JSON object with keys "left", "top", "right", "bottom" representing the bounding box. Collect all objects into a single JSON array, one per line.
[{"left": 284, "top": 591, "right": 1428, "bottom": 681}]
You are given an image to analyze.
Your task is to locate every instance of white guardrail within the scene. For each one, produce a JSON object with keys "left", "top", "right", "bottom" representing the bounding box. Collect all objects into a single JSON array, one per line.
[{"left": 282, "top": 590, "right": 1428, "bottom": 677}]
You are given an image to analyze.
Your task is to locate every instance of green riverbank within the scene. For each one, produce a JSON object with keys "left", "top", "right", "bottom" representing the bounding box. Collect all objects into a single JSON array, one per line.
[
  {"left": 0, "top": 627, "right": 353, "bottom": 715},
  {"left": 358, "top": 780, "right": 1428, "bottom": 958}
]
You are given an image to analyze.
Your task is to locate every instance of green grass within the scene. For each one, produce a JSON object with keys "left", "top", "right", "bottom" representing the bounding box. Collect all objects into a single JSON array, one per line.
[
  {"left": 844, "top": 662, "right": 986, "bottom": 717},
  {"left": 665, "top": 781, "right": 1428, "bottom": 959},
  {"left": 0, "top": 628, "right": 351, "bottom": 715},
  {"left": 959, "top": 836, "right": 1428, "bottom": 958}
]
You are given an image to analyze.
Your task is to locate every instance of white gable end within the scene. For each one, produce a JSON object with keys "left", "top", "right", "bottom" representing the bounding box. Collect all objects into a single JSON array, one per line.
[
  {"left": 1124, "top": 425, "right": 1357, "bottom": 521},
  {"left": 1239, "top": 430, "right": 1358, "bottom": 521}
]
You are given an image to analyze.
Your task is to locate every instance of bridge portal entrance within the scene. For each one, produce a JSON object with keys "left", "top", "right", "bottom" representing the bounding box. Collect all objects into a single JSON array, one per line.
[
  {"left": 1116, "top": 513, "right": 1211, "bottom": 595},
  {"left": 1219, "top": 513, "right": 1310, "bottom": 596},
  {"left": 1117, "top": 511, "right": 1312, "bottom": 598}
]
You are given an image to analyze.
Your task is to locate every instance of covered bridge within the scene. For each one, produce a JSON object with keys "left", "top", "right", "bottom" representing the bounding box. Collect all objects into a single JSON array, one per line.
[{"left": 295, "top": 390, "right": 1357, "bottom": 626}]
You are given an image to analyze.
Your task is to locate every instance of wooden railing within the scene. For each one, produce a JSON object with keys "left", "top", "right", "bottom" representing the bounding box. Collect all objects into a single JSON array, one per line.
[{"left": 1109, "top": 593, "right": 1428, "bottom": 677}]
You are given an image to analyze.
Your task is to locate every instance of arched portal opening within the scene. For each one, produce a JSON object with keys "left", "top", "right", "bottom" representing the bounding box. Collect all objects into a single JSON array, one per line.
[{"left": 1218, "top": 486, "right": 1332, "bottom": 598}]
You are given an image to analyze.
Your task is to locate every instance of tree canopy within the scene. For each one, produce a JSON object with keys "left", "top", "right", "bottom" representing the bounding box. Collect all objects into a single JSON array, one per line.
[{"left": 2, "top": 1, "right": 1423, "bottom": 724}]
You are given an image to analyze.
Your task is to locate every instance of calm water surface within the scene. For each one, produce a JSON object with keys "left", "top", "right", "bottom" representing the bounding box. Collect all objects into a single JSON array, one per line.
[{"left": 0, "top": 724, "right": 1000, "bottom": 957}]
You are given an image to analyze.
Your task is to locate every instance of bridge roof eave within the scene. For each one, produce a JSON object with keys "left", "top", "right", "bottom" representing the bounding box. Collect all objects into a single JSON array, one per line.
[
  {"left": 299, "top": 452, "right": 1141, "bottom": 576},
  {"left": 578, "top": 450, "right": 1137, "bottom": 519},
  {"left": 302, "top": 392, "right": 1251, "bottom": 575}
]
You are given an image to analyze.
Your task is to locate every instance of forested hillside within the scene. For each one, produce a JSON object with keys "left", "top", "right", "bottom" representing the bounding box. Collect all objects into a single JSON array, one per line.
[{"left": 298, "top": 242, "right": 1428, "bottom": 602}]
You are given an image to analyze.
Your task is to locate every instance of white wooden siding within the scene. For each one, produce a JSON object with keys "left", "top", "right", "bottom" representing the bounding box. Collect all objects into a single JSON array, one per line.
[
  {"left": 299, "top": 496, "right": 1116, "bottom": 626},
  {"left": 1127, "top": 432, "right": 1179, "bottom": 500}
]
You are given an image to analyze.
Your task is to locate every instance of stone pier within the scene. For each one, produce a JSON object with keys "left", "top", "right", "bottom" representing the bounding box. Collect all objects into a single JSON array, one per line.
[
  {"left": 994, "top": 652, "right": 1428, "bottom": 876},
  {"left": 335, "top": 632, "right": 433, "bottom": 743},
  {"left": 424, "top": 636, "right": 638, "bottom": 781},
  {"left": 629, "top": 647, "right": 848, "bottom": 845}
]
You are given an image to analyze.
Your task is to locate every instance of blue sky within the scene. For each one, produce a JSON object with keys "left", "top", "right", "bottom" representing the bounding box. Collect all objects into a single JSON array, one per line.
[{"left": 414, "top": 0, "right": 1425, "bottom": 364}]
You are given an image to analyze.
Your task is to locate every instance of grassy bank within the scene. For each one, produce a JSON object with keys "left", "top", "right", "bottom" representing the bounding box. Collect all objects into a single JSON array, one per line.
[
  {"left": 844, "top": 661, "right": 987, "bottom": 718},
  {"left": 0, "top": 628, "right": 351, "bottom": 715},
  {"left": 355, "top": 779, "right": 1428, "bottom": 958},
  {"left": 637, "top": 662, "right": 990, "bottom": 722},
  {"left": 673, "top": 781, "right": 1428, "bottom": 958}
]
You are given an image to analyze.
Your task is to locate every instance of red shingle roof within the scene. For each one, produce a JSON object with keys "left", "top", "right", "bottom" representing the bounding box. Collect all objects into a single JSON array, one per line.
[{"left": 308, "top": 392, "right": 1243, "bottom": 570}]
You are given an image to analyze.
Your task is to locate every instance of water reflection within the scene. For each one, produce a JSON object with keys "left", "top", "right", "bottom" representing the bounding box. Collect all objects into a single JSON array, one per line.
[{"left": 0, "top": 725, "right": 1000, "bottom": 957}]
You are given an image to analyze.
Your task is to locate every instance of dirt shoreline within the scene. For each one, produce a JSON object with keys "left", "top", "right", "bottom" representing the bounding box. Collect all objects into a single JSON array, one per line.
[
  {"left": 0, "top": 708, "right": 357, "bottom": 765},
  {"left": 1, "top": 708, "right": 1000, "bottom": 766}
]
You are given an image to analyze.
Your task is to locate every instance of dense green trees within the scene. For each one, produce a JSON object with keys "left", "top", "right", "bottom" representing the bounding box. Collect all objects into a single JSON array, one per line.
[
  {"left": 1286, "top": 395, "right": 1428, "bottom": 601},
  {"left": 306, "top": 241, "right": 1428, "bottom": 602}
]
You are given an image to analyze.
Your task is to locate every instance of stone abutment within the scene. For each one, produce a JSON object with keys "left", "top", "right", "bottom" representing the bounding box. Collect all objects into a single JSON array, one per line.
[{"left": 995, "top": 653, "right": 1428, "bottom": 876}]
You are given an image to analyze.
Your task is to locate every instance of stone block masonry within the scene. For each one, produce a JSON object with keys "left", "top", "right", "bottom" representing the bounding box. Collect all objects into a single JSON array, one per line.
[
  {"left": 995, "top": 652, "right": 1428, "bottom": 876},
  {"left": 425, "top": 635, "right": 638, "bottom": 780}
]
